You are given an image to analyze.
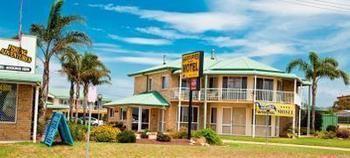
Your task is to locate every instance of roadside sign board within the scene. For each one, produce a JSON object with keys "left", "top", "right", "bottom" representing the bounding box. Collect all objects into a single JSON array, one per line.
[
  {"left": 255, "top": 101, "right": 295, "bottom": 117},
  {"left": 181, "top": 51, "right": 204, "bottom": 79},
  {"left": 43, "top": 112, "right": 74, "bottom": 146}
]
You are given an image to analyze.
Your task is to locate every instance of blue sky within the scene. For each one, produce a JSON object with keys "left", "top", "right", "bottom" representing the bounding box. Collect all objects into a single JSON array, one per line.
[{"left": 1, "top": 0, "right": 350, "bottom": 107}]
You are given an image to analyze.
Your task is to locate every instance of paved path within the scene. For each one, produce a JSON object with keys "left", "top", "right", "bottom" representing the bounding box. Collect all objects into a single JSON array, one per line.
[{"left": 223, "top": 139, "right": 350, "bottom": 152}]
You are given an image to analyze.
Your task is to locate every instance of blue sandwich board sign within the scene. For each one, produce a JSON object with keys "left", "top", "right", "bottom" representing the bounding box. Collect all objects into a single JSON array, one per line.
[{"left": 43, "top": 112, "right": 74, "bottom": 146}]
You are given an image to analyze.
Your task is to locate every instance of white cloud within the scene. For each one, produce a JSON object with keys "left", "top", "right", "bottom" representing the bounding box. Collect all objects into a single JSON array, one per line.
[
  {"left": 108, "top": 34, "right": 172, "bottom": 45},
  {"left": 89, "top": 4, "right": 248, "bottom": 33},
  {"left": 98, "top": 77, "right": 134, "bottom": 99},
  {"left": 210, "top": 0, "right": 350, "bottom": 17},
  {"left": 136, "top": 27, "right": 199, "bottom": 40},
  {"left": 102, "top": 56, "right": 164, "bottom": 65}
]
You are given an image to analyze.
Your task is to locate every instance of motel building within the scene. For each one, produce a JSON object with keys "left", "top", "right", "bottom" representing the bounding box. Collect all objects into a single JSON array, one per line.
[
  {"left": 0, "top": 35, "right": 41, "bottom": 142},
  {"left": 104, "top": 54, "right": 310, "bottom": 137}
]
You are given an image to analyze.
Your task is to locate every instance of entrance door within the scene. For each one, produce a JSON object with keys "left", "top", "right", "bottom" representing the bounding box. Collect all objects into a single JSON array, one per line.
[
  {"left": 232, "top": 108, "right": 246, "bottom": 135},
  {"left": 141, "top": 109, "right": 150, "bottom": 130},
  {"left": 222, "top": 107, "right": 232, "bottom": 134}
]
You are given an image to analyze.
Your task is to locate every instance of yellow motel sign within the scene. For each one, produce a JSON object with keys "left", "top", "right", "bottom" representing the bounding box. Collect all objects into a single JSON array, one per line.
[
  {"left": 255, "top": 101, "right": 295, "bottom": 117},
  {"left": 181, "top": 51, "right": 204, "bottom": 79}
]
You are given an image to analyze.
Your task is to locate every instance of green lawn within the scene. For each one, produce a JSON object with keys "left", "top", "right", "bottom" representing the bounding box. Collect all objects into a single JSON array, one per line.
[
  {"left": 221, "top": 135, "right": 350, "bottom": 148},
  {"left": 0, "top": 142, "right": 349, "bottom": 158}
]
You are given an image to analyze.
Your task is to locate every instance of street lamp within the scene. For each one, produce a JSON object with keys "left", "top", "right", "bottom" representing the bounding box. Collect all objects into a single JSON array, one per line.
[{"left": 97, "top": 94, "right": 103, "bottom": 121}]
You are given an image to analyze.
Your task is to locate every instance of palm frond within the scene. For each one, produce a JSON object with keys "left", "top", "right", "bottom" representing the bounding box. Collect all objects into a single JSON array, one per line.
[{"left": 286, "top": 58, "right": 311, "bottom": 73}]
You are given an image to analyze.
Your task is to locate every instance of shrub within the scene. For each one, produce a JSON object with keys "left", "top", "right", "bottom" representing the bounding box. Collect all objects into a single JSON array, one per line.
[
  {"left": 316, "top": 131, "right": 337, "bottom": 139},
  {"left": 156, "top": 132, "right": 171, "bottom": 142},
  {"left": 91, "top": 125, "right": 120, "bottom": 142},
  {"left": 117, "top": 130, "right": 136, "bottom": 143},
  {"left": 193, "top": 128, "right": 222, "bottom": 145},
  {"left": 169, "top": 127, "right": 188, "bottom": 139},
  {"left": 69, "top": 122, "right": 88, "bottom": 141},
  {"left": 141, "top": 129, "right": 149, "bottom": 139},
  {"left": 326, "top": 125, "right": 337, "bottom": 132},
  {"left": 336, "top": 129, "right": 350, "bottom": 138},
  {"left": 108, "top": 121, "right": 126, "bottom": 131}
]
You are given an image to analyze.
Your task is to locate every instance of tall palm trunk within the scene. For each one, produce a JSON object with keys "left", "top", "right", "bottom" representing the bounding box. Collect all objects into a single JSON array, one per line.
[
  {"left": 74, "top": 82, "right": 80, "bottom": 123},
  {"left": 69, "top": 80, "right": 75, "bottom": 121},
  {"left": 82, "top": 83, "right": 89, "bottom": 125},
  {"left": 39, "top": 60, "right": 50, "bottom": 121},
  {"left": 311, "top": 81, "right": 317, "bottom": 131}
]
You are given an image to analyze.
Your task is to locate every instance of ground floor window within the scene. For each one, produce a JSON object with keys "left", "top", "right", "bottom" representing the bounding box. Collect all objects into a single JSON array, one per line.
[
  {"left": 179, "top": 106, "right": 199, "bottom": 130},
  {"left": 120, "top": 108, "right": 127, "bottom": 121},
  {"left": 132, "top": 107, "right": 150, "bottom": 131},
  {"left": 0, "top": 83, "right": 17, "bottom": 123},
  {"left": 210, "top": 107, "right": 217, "bottom": 130},
  {"left": 108, "top": 108, "right": 114, "bottom": 118}
]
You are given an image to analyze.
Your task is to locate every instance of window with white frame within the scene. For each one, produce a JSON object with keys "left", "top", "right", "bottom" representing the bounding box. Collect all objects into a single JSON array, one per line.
[
  {"left": 0, "top": 83, "right": 17, "bottom": 123},
  {"left": 109, "top": 108, "right": 115, "bottom": 117},
  {"left": 210, "top": 107, "right": 217, "bottom": 130},
  {"left": 59, "top": 99, "right": 68, "bottom": 105},
  {"left": 120, "top": 108, "right": 127, "bottom": 121},
  {"left": 161, "top": 76, "right": 169, "bottom": 89},
  {"left": 179, "top": 106, "right": 199, "bottom": 130}
]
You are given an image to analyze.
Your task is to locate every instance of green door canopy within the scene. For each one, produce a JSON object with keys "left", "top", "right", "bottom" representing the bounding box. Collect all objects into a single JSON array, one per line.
[
  {"left": 0, "top": 71, "right": 41, "bottom": 84},
  {"left": 103, "top": 91, "right": 169, "bottom": 108}
]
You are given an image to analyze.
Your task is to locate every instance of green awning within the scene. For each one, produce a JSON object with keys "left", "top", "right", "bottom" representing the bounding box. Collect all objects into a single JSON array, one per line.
[
  {"left": 103, "top": 91, "right": 169, "bottom": 108},
  {"left": 46, "top": 102, "right": 70, "bottom": 109},
  {"left": 0, "top": 71, "right": 41, "bottom": 84}
]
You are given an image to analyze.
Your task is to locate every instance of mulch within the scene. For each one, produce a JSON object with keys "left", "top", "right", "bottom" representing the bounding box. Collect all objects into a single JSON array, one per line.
[{"left": 136, "top": 139, "right": 192, "bottom": 146}]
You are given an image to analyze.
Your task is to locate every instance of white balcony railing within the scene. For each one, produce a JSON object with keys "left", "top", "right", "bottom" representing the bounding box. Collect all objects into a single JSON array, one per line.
[{"left": 168, "top": 88, "right": 295, "bottom": 104}]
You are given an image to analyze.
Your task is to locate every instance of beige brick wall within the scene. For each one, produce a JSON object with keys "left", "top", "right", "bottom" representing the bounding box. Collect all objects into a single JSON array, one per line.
[
  {"left": 133, "top": 70, "right": 179, "bottom": 97},
  {"left": 0, "top": 84, "right": 34, "bottom": 141}
]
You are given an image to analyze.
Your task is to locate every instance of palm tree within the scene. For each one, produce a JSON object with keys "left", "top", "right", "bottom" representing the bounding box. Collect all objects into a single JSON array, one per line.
[
  {"left": 80, "top": 53, "right": 111, "bottom": 124},
  {"left": 286, "top": 52, "right": 349, "bottom": 130},
  {"left": 30, "top": 0, "right": 90, "bottom": 120},
  {"left": 59, "top": 49, "right": 79, "bottom": 121}
]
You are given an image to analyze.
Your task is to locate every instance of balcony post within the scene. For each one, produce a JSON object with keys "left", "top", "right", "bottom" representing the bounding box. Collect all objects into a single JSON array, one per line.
[
  {"left": 292, "top": 79, "right": 297, "bottom": 135},
  {"left": 218, "top": 76, "right": 223, "bottom": 100},
  {"left": 253, "top": 75, "right": 257, "bottom": 138},
  {"left": 204, "top": 74, "right": 208, "bottom": 129},
  {"left": 177, "top": 75, "right": 182, "bottom": 131},
  {"left": 138, "top": 106, "right": 142, "bottom": 132}
]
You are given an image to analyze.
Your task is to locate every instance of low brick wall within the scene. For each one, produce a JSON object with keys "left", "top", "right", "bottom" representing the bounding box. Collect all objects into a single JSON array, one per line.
[{"left": 0, "top": 84, "right": 34, "bottom": 141}]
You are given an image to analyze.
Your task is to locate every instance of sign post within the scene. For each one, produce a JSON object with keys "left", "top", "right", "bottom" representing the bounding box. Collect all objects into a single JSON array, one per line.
[
  {"left": 86, "top": 86, "right": 97, "bottom": 158},
  {"left": 181, "top": 51, "right": 203, "bottom": 140}
]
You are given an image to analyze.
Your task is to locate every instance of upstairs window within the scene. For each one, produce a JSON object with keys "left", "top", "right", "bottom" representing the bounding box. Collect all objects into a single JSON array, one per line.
[
  {"left": 161, "top": 76, "right": 169, "bottom": 89},
  {"left": 147, "top": 78, "right": 153, "bottom": 91}
]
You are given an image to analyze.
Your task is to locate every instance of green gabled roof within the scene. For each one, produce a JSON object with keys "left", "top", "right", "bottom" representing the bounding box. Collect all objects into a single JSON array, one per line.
[
  {"left": 0, "top": 71, "right": 41, "bottom": 84},
  {"left": 128, "top": 57, "right": 220, "bottom": 76},
  {"left": 128, "top": 55, "right": 302, "bottom": 81},
  {"left": 128, "top": 59, "right": 181, "bottom": 76},
  {"left": 209, "top": 57, "right": 282, "bottom": 72},
  {"left": 49, "top": 88, "right": 82, "bottom": 99},
  {"left": 103, "top": 91, "right": 169, "bottom": 107}
]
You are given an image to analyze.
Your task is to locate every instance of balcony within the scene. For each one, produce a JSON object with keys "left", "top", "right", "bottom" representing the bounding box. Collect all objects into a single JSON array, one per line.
[{"left": 168, "top": 88, "right": 295, "bottom": 104}]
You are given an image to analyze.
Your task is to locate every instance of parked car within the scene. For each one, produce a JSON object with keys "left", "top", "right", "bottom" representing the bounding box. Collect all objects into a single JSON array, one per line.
[{"left": 78, "top": 117, "right": 103, "bottom": 126}]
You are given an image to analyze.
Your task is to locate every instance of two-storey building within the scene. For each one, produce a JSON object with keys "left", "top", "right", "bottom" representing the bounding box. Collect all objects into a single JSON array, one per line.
[{"left": 104, "top": 56, "right": 307, "bottom": 137}]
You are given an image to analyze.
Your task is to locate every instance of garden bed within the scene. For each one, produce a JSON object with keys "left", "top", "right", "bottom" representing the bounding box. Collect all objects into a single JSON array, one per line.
[{"left": 136, "top": 139, "right": 190, "bottom": 145}]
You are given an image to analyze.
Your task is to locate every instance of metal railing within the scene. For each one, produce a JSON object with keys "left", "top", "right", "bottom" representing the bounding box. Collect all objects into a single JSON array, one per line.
[{"left": 167, "top": 88, "right": 295, "bottom": 104}]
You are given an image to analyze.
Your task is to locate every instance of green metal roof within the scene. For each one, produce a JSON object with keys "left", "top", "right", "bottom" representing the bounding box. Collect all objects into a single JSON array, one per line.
[
  {"left": 46, "top": 102, "right": 70, "bottom": 109},
  {"left": 103, "top": 91, "right": 169, "bottom": 107},
  {"left": 209, "top": 57, "right": 282, "bottom": 72},
  {"left": 0, "top": 71, "right": 41, "bottom": 84},
  {"left": 128, "top": 56, "right": 302, "bottom": 80},
  {"left": 49, "top": 88, "right": 82, "bottom": 99},
  {"left": 49, "top": 88, "right": 111, "bottom": 102}
]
